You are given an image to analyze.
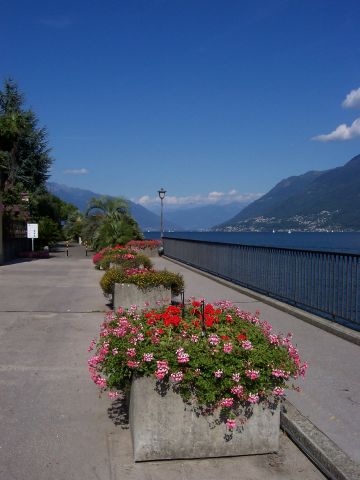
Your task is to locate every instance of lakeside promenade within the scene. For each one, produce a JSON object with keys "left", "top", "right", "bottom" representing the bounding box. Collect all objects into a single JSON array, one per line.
[{"left": 0, "top": 244, "right": 356, "bottom": 479}]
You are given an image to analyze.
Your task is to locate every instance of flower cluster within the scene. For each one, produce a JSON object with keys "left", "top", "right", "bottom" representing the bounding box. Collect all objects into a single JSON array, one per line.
[
  {"left": 89, "top": 301, "right": 308, "bottom": 429},
  {"left": 126, "top": 240, "right": 162, "bottom": 251},
  {"left": 93, "top": 245, "right": 153, "bottom": 272}
]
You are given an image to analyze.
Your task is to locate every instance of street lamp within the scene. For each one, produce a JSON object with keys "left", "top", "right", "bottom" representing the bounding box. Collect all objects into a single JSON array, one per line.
[{"left": 158, "top": 187, "right": 166, "bottom": 240}]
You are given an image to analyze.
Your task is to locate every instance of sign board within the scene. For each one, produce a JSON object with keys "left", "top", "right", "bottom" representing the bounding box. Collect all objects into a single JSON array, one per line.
[{"left": 27, "top": 223, "right": 39, "bottom": 239}]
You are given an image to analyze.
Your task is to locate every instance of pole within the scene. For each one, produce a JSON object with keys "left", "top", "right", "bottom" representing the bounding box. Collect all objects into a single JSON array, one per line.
[
  {"left": 160, "top": 197, "right": 164, "bottom": 239},
  {"left": 31, "top": 238, "right": 34, "bottom": 252}
]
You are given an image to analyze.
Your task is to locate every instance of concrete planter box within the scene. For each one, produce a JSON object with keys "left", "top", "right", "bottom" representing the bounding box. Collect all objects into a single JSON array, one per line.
[
  {"left": 113, "top": 283, "right": 171, "bottom": 310},
  {"left": 130, "top": 376, "right": 280, "bottom": 461}
]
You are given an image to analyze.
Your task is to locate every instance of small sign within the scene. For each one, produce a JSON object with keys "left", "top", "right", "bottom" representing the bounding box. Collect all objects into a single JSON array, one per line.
[{"left": 27, "top": 223, "right": 39, "bottom": 239}]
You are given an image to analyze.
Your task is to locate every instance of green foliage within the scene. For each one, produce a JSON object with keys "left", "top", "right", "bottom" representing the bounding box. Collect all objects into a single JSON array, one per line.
[
  {"left": 63, "top": 211, "right": 85, "bottom": 241},
  {"left": 100, "top": 268, "right": 184, "bottom": 296},
  {"left": 89, "top": 302, "right": 307, "bottom": 425},
  {"left": 0, "top": 78, "right": 52, "bottom": 191},
  {"left": 38, "top": 217, "right": 62, "bottom": 247},
  {"left": 85, "top": 196, "right": 143, "bottom": 250},
  {"left": 97, "top": 251, "right": 153, "bottom": 271}
]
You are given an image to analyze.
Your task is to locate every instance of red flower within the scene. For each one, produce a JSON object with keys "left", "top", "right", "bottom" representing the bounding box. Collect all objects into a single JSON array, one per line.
[{"left": 237, "top": 334, "right": 247, "bottom": 341}]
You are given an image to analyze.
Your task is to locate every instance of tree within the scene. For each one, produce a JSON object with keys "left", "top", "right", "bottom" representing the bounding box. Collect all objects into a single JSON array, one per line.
[
  {"left": 0, "top": 78, "right": 52, "bottom": 192},
  {"left": 84, "top": 196, "right": 143, "bottom": 250}
]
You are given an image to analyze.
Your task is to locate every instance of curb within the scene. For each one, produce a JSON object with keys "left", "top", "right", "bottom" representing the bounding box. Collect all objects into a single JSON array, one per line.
[
  {"left": 281, "top": 400, "right": 360, "bottom": 480},
  {"left": 164, "top": 256, "right": 360, "bottom": 346}
]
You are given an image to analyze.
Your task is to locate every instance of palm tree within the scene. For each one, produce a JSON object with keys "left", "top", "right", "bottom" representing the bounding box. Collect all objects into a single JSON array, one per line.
[{"left": 84, "top": 196, "right": 143, "bottom": 250}]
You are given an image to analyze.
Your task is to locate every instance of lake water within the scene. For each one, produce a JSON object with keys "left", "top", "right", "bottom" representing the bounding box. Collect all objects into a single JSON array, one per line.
[{"left": 144, "top": 231, "right": 360, "bottom": 254}]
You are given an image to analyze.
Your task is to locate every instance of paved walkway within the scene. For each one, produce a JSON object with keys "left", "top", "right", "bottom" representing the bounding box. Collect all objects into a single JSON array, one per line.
[
  {"left": 154, "top": 256, "right": 360, "bottom": 466},
  {"left": 0, "top": 245, "right": 325, "bottom": 480}
]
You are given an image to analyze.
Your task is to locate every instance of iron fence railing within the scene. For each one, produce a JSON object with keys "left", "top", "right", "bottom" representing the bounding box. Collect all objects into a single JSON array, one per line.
[{"left": 163, "top": 237, "right": 360, "bottom": 330}]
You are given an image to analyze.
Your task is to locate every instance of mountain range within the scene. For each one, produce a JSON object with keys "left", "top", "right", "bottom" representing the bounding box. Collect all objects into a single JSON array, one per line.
[
  {"left": 47, "top": 182, "right": 180, "bottom": 231},
  {"left": 216, "top": 154, "right": 360, "bottom": 232},
  {"left": 47, "top": 182, "right": 246, "bottom": 231}
]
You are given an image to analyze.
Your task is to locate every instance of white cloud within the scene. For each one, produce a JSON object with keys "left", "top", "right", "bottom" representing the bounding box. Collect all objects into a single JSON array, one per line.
[
  {"left": 134, "top": 190, "right": 263, "bottom": 207},
  {"left": 312, "top": 118, "right": 360, "bottom": 142},
  {"left": 342, "top": 87, "right": 360, "bottom": 109},
  {"left": 63, "top": 168, "right": 89, "bottom": 174}
]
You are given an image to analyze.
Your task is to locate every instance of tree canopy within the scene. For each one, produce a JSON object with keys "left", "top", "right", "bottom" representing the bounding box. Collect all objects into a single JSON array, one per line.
[{"left": 0, "top": 78, "right": 52, "bottom": 191}]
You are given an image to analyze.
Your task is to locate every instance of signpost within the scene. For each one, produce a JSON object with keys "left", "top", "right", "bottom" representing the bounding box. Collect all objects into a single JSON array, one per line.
[{"left": 27, "top": 223, "right": 38, "bottom": 252}]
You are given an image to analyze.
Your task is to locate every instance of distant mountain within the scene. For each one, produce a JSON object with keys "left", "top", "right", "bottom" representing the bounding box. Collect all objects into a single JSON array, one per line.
[
  {"left": 47, "top": 182, "right": 182, "bottom": 231},
  {"left": 215, "top": 154, "right": 360, "bottom": 232},
  {"left": 162, "top": 202, "right": 247, "bottom": 230}
]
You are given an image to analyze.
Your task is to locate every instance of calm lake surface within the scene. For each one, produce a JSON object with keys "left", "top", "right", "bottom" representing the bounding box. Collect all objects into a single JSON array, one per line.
[{"left": 144, "top": 231, "right": 360, "bottom": 254}]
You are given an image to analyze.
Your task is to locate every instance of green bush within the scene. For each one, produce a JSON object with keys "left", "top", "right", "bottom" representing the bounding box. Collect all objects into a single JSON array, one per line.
[
  {"left": 100, "top": 268, "right": 184, "bottom": 296},
  {"left": 111, "top": 253, "right": 153, "bottom": 270}
]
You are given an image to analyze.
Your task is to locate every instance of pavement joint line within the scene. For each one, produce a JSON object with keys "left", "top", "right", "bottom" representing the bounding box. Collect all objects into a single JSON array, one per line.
[
  {"left": 281, "top": 400, "right": 360, "bottom": 480},
  {"left": 164, "top": 256, "right": 360, "bottom": 346}
]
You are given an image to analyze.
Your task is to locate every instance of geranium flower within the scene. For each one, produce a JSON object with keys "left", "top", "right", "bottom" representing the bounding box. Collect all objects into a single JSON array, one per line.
[
  {"left": 226, "top": 418, "right": 236, "bottom": 430},
  {"left": 245, "top": 369, "right": 260, "bottom": 380}
]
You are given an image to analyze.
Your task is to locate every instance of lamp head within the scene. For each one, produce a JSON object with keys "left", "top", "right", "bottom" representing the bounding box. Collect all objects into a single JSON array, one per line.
[{"left": 158, "top": 187, "right": 166, "bottom": 200}]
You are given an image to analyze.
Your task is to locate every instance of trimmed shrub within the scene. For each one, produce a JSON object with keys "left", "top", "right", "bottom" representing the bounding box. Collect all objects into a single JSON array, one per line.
[{"left": 100, "top": 268, "right": 184, "bottom": 297}]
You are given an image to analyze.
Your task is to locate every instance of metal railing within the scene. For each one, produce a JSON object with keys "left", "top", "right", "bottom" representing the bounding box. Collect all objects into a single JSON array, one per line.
[{"left": 163, "top": 237, "right": 360, "bottom": 330}]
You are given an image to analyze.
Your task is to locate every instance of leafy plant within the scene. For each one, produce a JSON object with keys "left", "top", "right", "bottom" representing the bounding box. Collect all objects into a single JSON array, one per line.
[
  {"left": 100, "top": 268, "right": 184, "bottom": 296},
  {"left": 88, "top": 301, "right": 308, "bottom": 430},
  {"left": 85, "top": 197, "right": 143, "bottom": 250}
]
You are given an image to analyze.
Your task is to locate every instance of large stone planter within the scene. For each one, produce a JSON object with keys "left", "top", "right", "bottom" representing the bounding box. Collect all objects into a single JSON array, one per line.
[
  {"left": 130, "top": 376, "right": 280, "bottom": 461},
  {"left": 113, "top": 283, "right": 171, "bottom": 310}
]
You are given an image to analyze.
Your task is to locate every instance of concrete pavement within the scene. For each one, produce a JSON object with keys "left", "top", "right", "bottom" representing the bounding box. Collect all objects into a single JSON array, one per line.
[{"left": 0, "top": 245, "right": 326, "bottom": 480}]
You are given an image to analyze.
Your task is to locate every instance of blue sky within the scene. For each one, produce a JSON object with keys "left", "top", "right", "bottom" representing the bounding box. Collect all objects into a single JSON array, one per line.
[{"left": 2, "top": 0, "right": 360, "bottom": 209}]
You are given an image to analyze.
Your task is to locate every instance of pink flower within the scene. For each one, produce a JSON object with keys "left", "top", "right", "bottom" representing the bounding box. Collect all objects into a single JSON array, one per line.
[
  {"left": 191, "top": 335, "right": 199, "bottom": 343},
  {"left": 245, "top": 369, "right": 260, "bottom": 380},
  {"left": 177, "top": 352, "right": 190, "bottom": 364},
  {"left": 143, "top": 353, "right": 154, "bottom": 362},
  {"left": 127, "top": 360, "right": 140, "bottom": 368},
  {"left": 170, "top": 371, "right": 184, "bottom": 382},
  {"left": 154, "top": 369, "right": 167, "bottom": 380},
  {"left": 271, "top": 369, "right": 290, "bottom": 379},
  {"left": 247, "top": 393, "right": 260, "bottom": 404},
  {"left": 220, "top": 397, "right": 234, "bottom": 408},
  {"left": 272, "top": 387, "right": 285, "bottom": 396},
  {"left": 223, "top": 342, "right": 233, "bottom": 353},
  {"left": 242, "top": 340, "right": 253, "bottom": 350},
  {"left": 156, "top": 360, "right": 169, "bottom": 371},
  {"left": 108, "top": 391, "right": 121, "bottom": 400},
  {"left": 214, "top": 369, "right": 223, "bottom": 378},
  {"left": 126, "top": 348, "right": 136, "bottom": 357},
  {"left": 231, "top": 386, "right": 244, "bottom": 397},
  {"left": 95, "top": 376, "right": 107, "bottom": 388},
  {"left": 269, "top": 334, "right": 280, "bottom": 345},
  {"left": 226, "top": 418, "right": 236, "bottom": 430},
  {"left": 208, "top": 334, "right": 220, "bottom": 346},
  {"left": 299, "top": 362, "right": 308, "bottom": 377},
  {"left": 232, "top": 373, "right": 241, "bottom": 382}
]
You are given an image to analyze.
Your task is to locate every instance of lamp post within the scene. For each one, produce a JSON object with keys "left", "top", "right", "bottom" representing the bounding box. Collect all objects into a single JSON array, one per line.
[{"left": 158, "top": 187, "right": 166, "bottom": 239}]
